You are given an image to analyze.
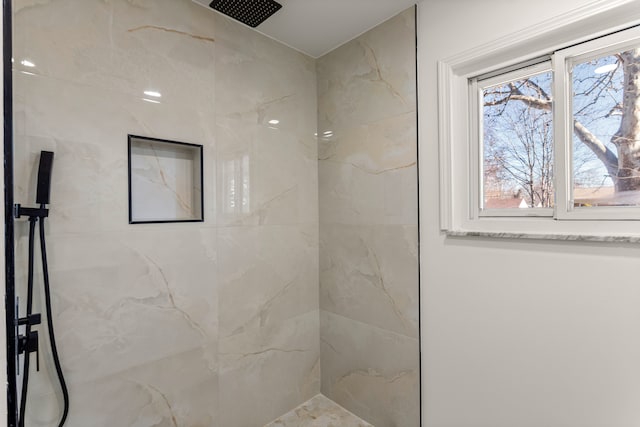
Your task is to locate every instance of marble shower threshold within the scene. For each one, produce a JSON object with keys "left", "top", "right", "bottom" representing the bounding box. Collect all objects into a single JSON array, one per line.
[{"left": 265, "top": 394, "right": 373, "bottom": 427}]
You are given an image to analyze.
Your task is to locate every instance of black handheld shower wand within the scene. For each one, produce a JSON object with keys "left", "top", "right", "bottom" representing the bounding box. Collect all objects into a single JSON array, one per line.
[
  {"left": 35, "top": 151, "right": 53, "bottom": 205},
  {"left": 15, "top": 151, "right": 69, "bottom": 427}
]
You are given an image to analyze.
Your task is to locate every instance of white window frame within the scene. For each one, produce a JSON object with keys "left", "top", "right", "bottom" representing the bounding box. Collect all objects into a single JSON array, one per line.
[
  {"left": 472, "top": 61, "right": 554, "bottom": 219},
  {"left": 438, "top": 0, "right": 640, "bottom": 238}
]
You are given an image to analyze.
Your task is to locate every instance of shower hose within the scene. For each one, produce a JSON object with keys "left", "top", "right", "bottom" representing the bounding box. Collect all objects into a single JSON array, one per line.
[{"left": 18, "top": 207, "right": 69, "bottom": 427}]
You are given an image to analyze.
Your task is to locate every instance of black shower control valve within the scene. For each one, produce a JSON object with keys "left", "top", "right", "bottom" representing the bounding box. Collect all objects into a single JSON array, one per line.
[
  {"left": 14, "top": 204, "right": 49, "bottom": 219},
  {"left": 18, "top": 331, "right": 40, "bottom": 372},
  {"left": 18, "top": 313, "right": 41, "bottom": 326}
]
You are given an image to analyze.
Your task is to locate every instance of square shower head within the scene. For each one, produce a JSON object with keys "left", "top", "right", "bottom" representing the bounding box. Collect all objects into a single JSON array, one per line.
[{"left": 208, "top": 0, "right": 283, "bottom": 28}]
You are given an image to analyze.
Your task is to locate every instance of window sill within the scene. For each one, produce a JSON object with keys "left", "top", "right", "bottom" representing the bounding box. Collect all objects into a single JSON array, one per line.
[{"left": 446, "top": 230, "right": 640, "bottom": 244}]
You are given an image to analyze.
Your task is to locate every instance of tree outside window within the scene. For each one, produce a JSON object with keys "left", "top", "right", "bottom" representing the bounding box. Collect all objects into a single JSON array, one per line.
[{"left": 480, "top": 46, "right": 640, "bottom": 210}]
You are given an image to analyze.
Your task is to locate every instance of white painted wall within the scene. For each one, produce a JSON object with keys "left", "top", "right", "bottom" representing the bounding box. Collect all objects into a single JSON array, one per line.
[{"left": 418, "top": 1, "right": 640, "bottom": 426}]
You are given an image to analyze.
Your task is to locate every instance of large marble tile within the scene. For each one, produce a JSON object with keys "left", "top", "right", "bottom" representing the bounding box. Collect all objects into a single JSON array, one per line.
[
  {"left": 266, "top": 394, "right": 372, "bottom": 427},
  {"left": 218, "top": 225, "right": 319, "bottom": 338},
  {"left": 214, "top": 40, "right": 317, "bottom": 137},
  {"left": 213, "top": 9, "right": 316, "bottom": 145},
  {"left": 320, "top": 224, "right": 419, "bottom": 338},
  {"left": 214, "top": 28, "right": 318, "bottom": 227},
  {"left": 320, "top": 311, "right": 420, "bottom": 427},
  {"left": 15, "top": 228, "right": 218, "bottom": 389},
  {"left": 14, "top": 72, "right": 216, "bottom": 151},
  {"left": 219, "top": 310, "right": 320, "bottom": 427},
  {"left": 24, "top": 346, "right": 218, "bottom": 427},
  {"left": 13, "top": 78, "right": 217, "bottom": 232},
  {"left": 216, "top": 118, "right": 317, "bottom": 226},
  {"left": 317, "top": 18, "right": 420, "bottom": 427},
  {"left": 13, "top": 133, "right": 130, "bottom": 234},
  {"left": 213, "top": 12, "right": 316, "bottom": 87},
  {"left": 14, "top": 0, "right": 216, "bottom": 105},
  {"left": 316, "top": 8, "right": 416, "bottom": 132},
  {"left": 318, "top": 112, "right": 417, "bottom": 171},
  {"left": 319, "top": 159, "right": 417, "bottom": 226}
]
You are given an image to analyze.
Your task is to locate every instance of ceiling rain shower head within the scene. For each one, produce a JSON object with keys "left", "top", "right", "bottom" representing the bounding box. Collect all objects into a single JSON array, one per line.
[{"left": 209, "top": 0, "right": 282, "bottom": 28}]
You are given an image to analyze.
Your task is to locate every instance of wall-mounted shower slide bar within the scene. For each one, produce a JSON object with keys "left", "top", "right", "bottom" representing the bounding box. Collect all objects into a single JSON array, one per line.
[{"left": 14, "top": 151, "right": 69, "bottom": 427}]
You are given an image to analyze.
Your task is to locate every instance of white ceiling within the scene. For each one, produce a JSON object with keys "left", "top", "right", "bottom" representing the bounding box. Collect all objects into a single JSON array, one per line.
[{"left": 192, "top": 0, "right": 418, "bottom": 58}]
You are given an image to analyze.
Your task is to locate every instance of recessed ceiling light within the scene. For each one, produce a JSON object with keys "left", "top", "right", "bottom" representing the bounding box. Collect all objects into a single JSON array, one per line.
[
  {"left": 144, "top": 90, "right": 162, "bottom": 98},
  {"left": 21, "top": 60, "right": 35, "bottom": 68},
  {"left": 594, "top": 63, "right": 617, "bottom": 74},
  {"left": 142, "top": 98, "right": 161, "bottom": 104},
  {"left": 268, "top": 119, "right": 280, "bottom": 125}
]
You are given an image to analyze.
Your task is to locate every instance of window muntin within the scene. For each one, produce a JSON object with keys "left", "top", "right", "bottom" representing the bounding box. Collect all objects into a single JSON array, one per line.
[{"left": 477, "top": 64, "right": 554, "bottom": 216}]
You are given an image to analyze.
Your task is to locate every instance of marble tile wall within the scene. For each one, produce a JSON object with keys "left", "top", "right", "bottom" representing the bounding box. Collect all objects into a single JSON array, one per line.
[
  {"left": 13, "top": 0, "right": 318, "bottom": 426},
  {"left": 317, "top": 7, "right": 420, "bottom": 427},
  {"left": 12, "top": 2, "right": 419, "bottom": 426}
]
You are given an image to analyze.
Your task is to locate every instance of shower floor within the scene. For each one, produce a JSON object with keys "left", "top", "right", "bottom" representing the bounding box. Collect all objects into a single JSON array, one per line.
[{"left": 265, "top": 394, "right": 373, "bottom": 427}]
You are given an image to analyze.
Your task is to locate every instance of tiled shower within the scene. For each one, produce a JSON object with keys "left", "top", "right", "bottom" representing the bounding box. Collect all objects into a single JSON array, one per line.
[{"left": 10, "top": 0, "right": 418, "bottom": 426}]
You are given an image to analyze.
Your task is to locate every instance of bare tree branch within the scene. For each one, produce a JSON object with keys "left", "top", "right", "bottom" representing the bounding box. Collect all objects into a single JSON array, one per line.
[
  {"left": 484, "top": 83, "right": 552, "bottom": 110},
  {"left": 573, "top": 120, "right": 619, "bottom": 179}
]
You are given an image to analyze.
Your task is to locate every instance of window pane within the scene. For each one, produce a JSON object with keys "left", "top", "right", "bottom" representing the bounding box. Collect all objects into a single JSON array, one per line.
[
  {"left": 572, "top": 47, "right": 640, "bottom": 208},
  {"left": 482, "top": 71, "right": 554, "bottom": 210}
]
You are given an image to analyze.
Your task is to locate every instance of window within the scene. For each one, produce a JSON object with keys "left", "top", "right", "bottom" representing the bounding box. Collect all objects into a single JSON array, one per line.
[
  {"left": 559, "top": 32, "right": 640, "bottom": 219},
  {"left": 475, "top": 62, "right": 554, "bottom": 216},
  {"left": 473, "top": 27, "right": 640, "bottom": 220},
  {"left": 438, "top": 2, "right": 640, "bottom": 237}
]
